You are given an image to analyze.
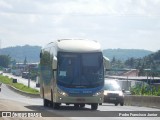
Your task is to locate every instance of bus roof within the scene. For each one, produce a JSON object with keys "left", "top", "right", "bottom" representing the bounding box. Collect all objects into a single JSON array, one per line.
[{"left": 56, "top": 39, "right": 102, "bottom": 52}]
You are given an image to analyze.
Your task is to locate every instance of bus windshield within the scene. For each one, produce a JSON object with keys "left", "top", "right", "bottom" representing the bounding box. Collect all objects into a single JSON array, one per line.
[
  {"left": 57, "top": 52, "right": 104, "bottom": 88},
  {"left": 104, "top": 84, "right": 121, "bottom": 91}
]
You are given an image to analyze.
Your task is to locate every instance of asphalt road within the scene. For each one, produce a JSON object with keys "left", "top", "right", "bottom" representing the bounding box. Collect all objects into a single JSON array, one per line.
[{"left": 0, "top": 83, "right": 160, "bottom": 120}]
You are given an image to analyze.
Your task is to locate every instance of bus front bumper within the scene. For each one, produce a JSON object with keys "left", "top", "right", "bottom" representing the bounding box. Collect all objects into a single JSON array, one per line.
[{"left": 55, "top": 94, "right": 103, "bottom": 104}]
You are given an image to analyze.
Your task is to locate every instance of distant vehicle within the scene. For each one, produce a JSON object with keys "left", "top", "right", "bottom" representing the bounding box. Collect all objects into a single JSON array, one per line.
[
  {"left": 22, "top": 72, "right": 29, "bottom": 79},
  {"left": 40, "top": 39, "right": 110, "bottom": 110},
  {"left": 12, "top": 69, "right": 21, "bottom": 76},
  {"left": 3, "top": 68, "right": 11, "bottom": 73},
  {"left": 103, "top": 79, "right": 124, "bottom": 106}
]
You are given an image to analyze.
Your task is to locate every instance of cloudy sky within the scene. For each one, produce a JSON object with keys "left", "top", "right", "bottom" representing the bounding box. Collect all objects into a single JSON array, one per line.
[{"left": 0, "top": 0, "right": 160, "bottom": 51}]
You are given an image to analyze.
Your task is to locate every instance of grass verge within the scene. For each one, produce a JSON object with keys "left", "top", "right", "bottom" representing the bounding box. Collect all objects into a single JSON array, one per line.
[{"left": 0, "top": 75, "right": 39, "bottom": 94}]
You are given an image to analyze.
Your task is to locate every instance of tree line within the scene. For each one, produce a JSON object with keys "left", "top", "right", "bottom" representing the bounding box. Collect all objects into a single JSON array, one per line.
[
  {"left": 1, "top": 49, "right": 160, "bottom": 77},
  {"left": 0, "top": 55, "right": 11, "bottom": 68},
  {"left": 110, "top": 50, "right": 160, "bottom": 77}
]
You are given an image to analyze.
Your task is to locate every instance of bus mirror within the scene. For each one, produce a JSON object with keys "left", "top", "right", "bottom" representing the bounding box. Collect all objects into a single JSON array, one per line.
[
  {"left": 103, "top": 56, "right": 110, "bottom": 70},
  {"left": 52, "top": 56, "right": 57, "bottom": 70}
]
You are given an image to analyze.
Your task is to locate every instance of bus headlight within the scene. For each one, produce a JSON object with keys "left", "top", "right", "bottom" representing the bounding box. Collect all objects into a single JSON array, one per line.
[
  {"left": 58, "top": 89, "right": 68, "bottom": 96},
  {"left": 119, "top": 92, "right": 124, "bottom": 96},
  {"left": 93, "top": 91, "right": 103, "bottom": 96},
  {"left": 104, "top": 91, "right": 108, "bottom": 96}
]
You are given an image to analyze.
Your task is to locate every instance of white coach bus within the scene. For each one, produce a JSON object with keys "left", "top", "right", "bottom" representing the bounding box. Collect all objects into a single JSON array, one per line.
[{"left": 40, "top": 39, "right": 109, "bottom": 110}]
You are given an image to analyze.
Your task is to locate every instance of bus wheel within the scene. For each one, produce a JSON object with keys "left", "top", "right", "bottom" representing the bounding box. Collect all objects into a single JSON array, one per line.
[
  {"left": 120, "top": 102, "right": 124, "bottom": 106},
  {"left": 79, "top": 104, "right": 85, "bottom": 108},
  {"left": 91, "top": 103, "right": 98, "bottom": 110},
  {"left": 115, "top": 103, "right": 118, "bottom": 106},
  {"left": 43, "top": 99, "right": 49, "bottom": 107}
]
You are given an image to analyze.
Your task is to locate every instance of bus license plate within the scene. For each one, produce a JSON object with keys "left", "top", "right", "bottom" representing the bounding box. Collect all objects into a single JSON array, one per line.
[
  {"left": 110, "top": 98, "right": 116, "bottom": 100},
  {"left": 76, "top": 98, "right": 85, "bottom": 102}
]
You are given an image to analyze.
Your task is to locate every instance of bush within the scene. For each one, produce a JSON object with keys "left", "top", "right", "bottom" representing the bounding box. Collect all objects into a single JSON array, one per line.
[{"left": 131, "top": 84, "right": 160, "bottom": 96}]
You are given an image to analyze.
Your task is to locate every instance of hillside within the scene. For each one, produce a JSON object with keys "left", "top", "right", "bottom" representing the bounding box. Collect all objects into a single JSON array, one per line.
[
  {"left": 122, "top": 50, "right": 160, "bottom": 76},
  {"left": 142, "top": 50, "right": 160, "bottom": 69},
  {"left": 103, "top": 49, "right": 153, "bottom": 61},
  {"left": 0, "top": 46, "right": 154, "bottom": 62},
  {"left": 0, "top": 45, "right": 41, "bottom": 62}
]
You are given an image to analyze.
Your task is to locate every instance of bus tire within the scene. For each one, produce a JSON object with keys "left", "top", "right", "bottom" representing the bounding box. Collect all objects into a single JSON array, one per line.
[
  {"left": 120, "top": 102, "right": 124, "bottom": 106},
  {"left": 43, "top": 99, "right": 49, "bottom": 107},
  {"left": 91, "top": 103, "right": 98, "bottom": 110},
  {"left": 115, "top": 103, "right": 118, "bottom": 106}
]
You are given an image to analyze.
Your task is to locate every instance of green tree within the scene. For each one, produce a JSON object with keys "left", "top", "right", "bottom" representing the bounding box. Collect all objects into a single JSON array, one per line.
[
  {"left": 24, "top": 56, "right": 27, "bottom": 65},
  {"left": 111, "top": 57, "right": 116, "bottom": 64},
  {"left": 138, "top": 63, "right": 145, "bottom": 76},
  {"left": 0, "top": 55, "right": 11, "bottom": 68},
  {"left": 125, "top": 57, "right": 135, "bottom": 68}
]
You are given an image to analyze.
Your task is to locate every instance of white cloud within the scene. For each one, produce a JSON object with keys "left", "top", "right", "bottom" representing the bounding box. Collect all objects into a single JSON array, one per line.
[
  {"left": 0, "top": 0, "right": 12, "bottom": 9},
  {"left": 28, "top": 14, "right": 42, "bottom": 24},
  {"left": 1, "top": 0, "right": 160, "bottom": 16},
  {"left": 0, "top": 0, "right": 160, "bottom": 51}
]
